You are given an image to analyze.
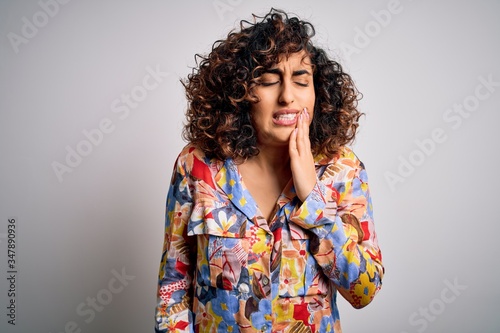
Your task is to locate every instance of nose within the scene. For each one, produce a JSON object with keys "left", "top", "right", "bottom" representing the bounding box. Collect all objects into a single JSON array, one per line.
[{"left": 278, "top": 81, "right": 294, "bottom": 105}]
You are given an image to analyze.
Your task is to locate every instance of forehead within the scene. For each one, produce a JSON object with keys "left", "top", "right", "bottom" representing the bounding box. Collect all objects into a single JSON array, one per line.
[{"left": 273, "top": 51, "right": 313, "bottom": 69}]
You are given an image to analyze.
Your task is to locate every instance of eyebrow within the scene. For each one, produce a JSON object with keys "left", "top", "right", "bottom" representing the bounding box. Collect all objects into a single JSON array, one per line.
[{"left": 264, "top": 68, "right": 311, "bottom": 76}]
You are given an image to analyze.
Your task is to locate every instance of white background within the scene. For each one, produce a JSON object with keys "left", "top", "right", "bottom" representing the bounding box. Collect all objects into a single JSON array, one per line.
[{"left": 1, "top": 0, "right": 499, "bottom": 332}]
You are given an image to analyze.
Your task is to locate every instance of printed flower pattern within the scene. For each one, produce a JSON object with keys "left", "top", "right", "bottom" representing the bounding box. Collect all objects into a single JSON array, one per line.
[{"left": 155, "top": 145, "right": 384, "bottom": 332}]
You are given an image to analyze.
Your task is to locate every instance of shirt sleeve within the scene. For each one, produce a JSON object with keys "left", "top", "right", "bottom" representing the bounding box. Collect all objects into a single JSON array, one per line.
[
  {"left": 289, "top": 153, "right": 384, "bottom": 309},
  {"left": 155, "top": 153, "right": 196, "bottom": 332}
]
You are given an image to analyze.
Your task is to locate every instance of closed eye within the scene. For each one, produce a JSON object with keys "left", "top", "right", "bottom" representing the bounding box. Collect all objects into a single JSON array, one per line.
[
  {"left": 260, "top": 81, "right": 279, "bottom": 86},
  {"left": 259, "top": 72, "right": 280, "bottom": 86}
]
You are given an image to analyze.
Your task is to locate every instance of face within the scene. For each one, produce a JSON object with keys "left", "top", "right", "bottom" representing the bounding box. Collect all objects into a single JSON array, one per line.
[{"left": 250, "top": 51, "right": 315, "bottom": 147}]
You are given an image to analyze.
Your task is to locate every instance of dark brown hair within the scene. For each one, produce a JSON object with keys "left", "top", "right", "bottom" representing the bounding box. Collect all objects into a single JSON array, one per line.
[{"left": 182, "top": 8, "right": 363, "bottom": 161}]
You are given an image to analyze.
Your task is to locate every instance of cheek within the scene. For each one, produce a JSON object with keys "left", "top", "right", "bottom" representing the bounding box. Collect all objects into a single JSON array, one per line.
[{"left": 307, "top": 92, "right": 315, "bottom": 116}]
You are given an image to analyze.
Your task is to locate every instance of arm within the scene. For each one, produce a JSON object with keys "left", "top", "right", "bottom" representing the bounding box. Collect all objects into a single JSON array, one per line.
[
  {"left": 289, "top": 108, "right": 383, "bottom": 308},
  {"left": 155, "top": 152, "right": 196, "bottom": 332},
  {"left": 289, "top": 157, "right": 384, "bottom": 308}
]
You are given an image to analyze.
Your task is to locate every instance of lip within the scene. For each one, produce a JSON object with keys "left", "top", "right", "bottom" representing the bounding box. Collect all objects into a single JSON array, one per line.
[{"left": 272, "top": 109, "right": 300, "bottom": 126}]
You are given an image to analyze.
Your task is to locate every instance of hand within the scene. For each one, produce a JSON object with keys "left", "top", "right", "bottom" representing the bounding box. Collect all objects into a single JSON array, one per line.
[{"left": 289, "top": 108, "right": 317, "bottom": 202}]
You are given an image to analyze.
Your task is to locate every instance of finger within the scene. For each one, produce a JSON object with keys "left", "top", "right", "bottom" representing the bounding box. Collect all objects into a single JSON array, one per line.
[
  {"left": 295, "top": 112, "right": 306, "bottom": 155},
  {"left": 297, "top": 109, "right": 310, "bottom": 153},
  {"left": 303, "top": 108, "right": 310, "bottom": 135},
  {"left": 289, "top": 127, "right": 298, "bottom": 156}
]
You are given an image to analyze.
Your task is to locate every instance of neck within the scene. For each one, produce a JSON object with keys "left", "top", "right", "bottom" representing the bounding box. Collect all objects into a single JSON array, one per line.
[{"left": 248, "top": 144, "right": 291, "bottom": 173}]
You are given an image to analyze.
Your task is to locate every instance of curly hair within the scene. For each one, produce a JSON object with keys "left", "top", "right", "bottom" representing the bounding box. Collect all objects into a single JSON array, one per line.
[{"left": 182, "top": 8, "right": 363, "bottom": 161}]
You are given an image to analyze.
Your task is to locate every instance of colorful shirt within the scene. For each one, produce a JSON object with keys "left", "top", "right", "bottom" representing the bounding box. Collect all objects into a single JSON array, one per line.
[{"left": 155, "top": 145, "right": 384, "bottom": 333}]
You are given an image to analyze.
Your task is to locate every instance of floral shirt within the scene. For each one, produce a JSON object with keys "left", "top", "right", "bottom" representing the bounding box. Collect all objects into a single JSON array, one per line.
[{"left": 155, "top": 145, "right": 384, "bottom": 333}]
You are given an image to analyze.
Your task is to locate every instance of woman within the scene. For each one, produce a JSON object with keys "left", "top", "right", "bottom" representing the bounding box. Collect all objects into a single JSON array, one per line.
[{"left": 155, "top": 8, "right": 384, "bottom": 333}]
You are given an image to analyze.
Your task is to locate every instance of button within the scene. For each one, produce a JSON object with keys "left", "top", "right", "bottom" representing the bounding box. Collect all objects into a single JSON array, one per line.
[
  {"left": 238, "top": 283, "right": 249, "bottom": 293},
  {"left": 262, "top": 276, "right": 269, "bottom": 286}
]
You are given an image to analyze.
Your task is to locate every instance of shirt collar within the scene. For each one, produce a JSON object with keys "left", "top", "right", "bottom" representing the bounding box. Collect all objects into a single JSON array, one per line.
[{"left": 215, "top": 158, "right": 259, "bottom": 221}]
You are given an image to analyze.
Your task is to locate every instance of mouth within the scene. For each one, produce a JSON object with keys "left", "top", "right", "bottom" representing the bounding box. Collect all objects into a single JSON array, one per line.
[{"left": 273, "top": 110, "right": 299, "bottom": 126}]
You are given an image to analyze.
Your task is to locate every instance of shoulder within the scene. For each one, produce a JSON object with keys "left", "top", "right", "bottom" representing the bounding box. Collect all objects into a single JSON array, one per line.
[
  {"left": 315, "top": 146, "right": 364, "bottom": 169},
  {"left": 176, "top": 144, "right": 206, "bottom": 162},
  {"left": 316, "top": 146, "right": 368, "bottom": 184},
  {"left": 171, "top": 144, "right": 224, "bottom": 196},
  {"left": 338, "top": 146, "right": 366, "bottom": 171},
  {"left": 174, "top": 144, "right": 223, "bottom": 176}
]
